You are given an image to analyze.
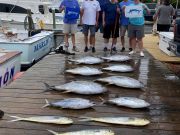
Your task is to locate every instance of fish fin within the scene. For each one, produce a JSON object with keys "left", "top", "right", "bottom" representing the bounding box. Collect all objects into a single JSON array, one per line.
[
  {"left": 62, "top": 90, "right": 71, "bottom": 93},
  {"left": 78, "top": 116, "right": 92, "bottom": 121},
  {"left": 43, "top": 82, "right": 54, "bottom": 92},
  {"left": 7, "top": 115, "right": 24, "bottom": 122},
  {"left": 47, "top": 129, "right": 59, "bottom": 135},
  {"left": 41, "top": 99, "right": 50, "bottom": 108},
  {"left": 98, "top": 96, "right": 106, "bottom": 105}
]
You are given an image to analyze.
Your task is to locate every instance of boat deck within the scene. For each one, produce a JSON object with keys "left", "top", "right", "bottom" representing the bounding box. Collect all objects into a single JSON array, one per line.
[{"left": 0, "top": 33, "right": 180, "bottom": 135}]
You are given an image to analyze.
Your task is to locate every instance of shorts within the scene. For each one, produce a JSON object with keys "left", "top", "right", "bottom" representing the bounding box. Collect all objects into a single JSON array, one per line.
[
  {"left": 128, "top": 24, "right": 144, "bottom": 39},
  {"left": 63, "top": 23, "right": 77, "bottom": 34},
  {"left": 120, "top": 25, "right": 128, "bottom": 36},
  {"left": 157, "top": 24, "right": 170, "bottom": 32},
  {"left": 103, "top": 23, "right": 119, "bottom": 39},
  {"left": 83, "top": 24, "right": 96, "bottom": 36},
  {"left": 96, "top": 23, "right": 103, "bottom": 33}
]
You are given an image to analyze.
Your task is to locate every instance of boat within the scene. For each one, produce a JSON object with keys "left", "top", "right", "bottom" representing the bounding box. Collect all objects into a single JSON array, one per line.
[
  {"left": 0, "top": 0, "right": 64, "bottom": 31},
  {"left": 0, "top": 28, "right": 54, "bottom": 67},
  {"left": 0, "top": 49, "right": 21, "bottom": 88}
]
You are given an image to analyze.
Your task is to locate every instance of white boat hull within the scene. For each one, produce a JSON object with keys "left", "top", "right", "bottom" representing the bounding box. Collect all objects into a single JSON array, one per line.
[
  {"left": 0, "top": 50, "right": 21, "bottom": 88},
  {"left": 0, "top": 31, "right": 54, "bottom": 66}
]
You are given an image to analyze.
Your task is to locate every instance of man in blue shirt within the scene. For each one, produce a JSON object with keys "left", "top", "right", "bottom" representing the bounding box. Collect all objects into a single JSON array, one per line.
[
  {"left": 103, "top": 0, "right": 120, "bottom": 52},
  {"left": 127, "top": 0, "right": 150, "bottom": 57},
  {"left": 119, "top": 0, "right": 132, "bottom": 52},
  {"left": 59, "top": 0, "right": 80, "bottom": 52}
]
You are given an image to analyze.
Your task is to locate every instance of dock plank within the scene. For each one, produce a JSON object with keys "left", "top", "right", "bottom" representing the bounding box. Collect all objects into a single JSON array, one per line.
[{"left": 0, "top": 32, "right": 180, "bottom": 134}]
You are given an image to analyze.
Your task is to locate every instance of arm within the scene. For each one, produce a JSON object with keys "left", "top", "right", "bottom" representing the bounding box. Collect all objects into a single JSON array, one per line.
[
  {"left": 59, "top": 1, "right": 65, "bottom": 13},
  {"left": 80, "top": 8, "right": 84, "bottom": 25},
  {"left": 96, "top": 11, "right": 99, "bottom": 26},
  {"left": 102, "top": 11, "right": 105, "bottom": 27}
]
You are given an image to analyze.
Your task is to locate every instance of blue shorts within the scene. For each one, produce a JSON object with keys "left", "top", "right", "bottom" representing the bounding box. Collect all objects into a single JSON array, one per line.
[{"left": 83, "top": 24, "right": 96, "bottom": 36}]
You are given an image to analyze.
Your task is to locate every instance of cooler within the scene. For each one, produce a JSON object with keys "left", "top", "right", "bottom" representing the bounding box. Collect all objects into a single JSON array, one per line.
[
  {"left": 159, "top": 32, "right": 176, "bottom": 56},
  {"left": 169, "top": 41, "right": 180, "bottom": 56}
]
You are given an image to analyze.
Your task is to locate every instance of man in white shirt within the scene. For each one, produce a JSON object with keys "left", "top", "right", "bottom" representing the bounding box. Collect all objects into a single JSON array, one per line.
[{"left": 80, "top": 0, "right": 101, "bottom": 53}]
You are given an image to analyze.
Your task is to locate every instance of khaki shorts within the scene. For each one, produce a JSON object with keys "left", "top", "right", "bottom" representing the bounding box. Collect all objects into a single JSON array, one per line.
[
  {"left": 128, "top": 24, "right": 144, "bottom": 39},
  {"left": 63, "top": 23, "right": 77, "bottom": 34},
  {"left": 120, "top": 25, "right": 128, "bottom": 36}
]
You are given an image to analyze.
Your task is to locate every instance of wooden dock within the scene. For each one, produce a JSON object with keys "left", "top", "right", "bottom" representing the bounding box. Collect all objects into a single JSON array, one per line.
[{"left": 0, "top": 33, "right": 180, "bottom": 135}]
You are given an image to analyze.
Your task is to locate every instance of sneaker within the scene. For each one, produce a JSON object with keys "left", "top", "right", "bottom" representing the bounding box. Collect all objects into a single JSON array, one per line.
[
  {"left": 129, "top": 50, "right": 135, "bottom": 55},
  {"left": 140, "top": 51, "right": 144, "bottom": 57},
  {"left": 112, "top": 47, "right": 117, "bottom": 52},
  {"left": 72, "top": 46, "right": 79, "bottom": 52},
  {"left": 92, "top": 47, "right": 96, "bottom": 53},
  {"left": 120, "top": 47, "right": 125, "bottom": 52},
  {"left": 84, "top": 46, "right": 88, "bottom": 52},
  {"left": 129, "top": 48, "right": 133, "bottom": 51},
  {"left": 104, "top": 47, "right": 108, "bottom": 52}
]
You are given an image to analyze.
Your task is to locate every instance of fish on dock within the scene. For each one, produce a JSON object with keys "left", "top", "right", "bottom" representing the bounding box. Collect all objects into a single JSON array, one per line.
[
  {"left": 44, "top": 81, "right": 107, "bottom": 95},
  {"left": 66, "top": 66, "right": 103, "bottom": 76},
  {"left": 79, "top": 116, "right": 150, "bottom": 126},
  {"left": 101, "top": 55, "right": 132, "bottom": 62},
  {"left": 104, "top": 97, "right": 150, "bottom": 108},
  {"left": 48, "top": 129, "right": 115, "bottom": 135},
  {"left": 68, "top": 56, "right": 103, "bottom": 64},
  {"left": 96, "top": 76, "right": 144, "bottom": 89},
  {"left": 102, "top": 65, "right": 134, "bottom": 73},
  {"left": 8, "top": 115, "right": 73, "bottom": 124},
  {"left": 42, "top": 98, "right": 95, "bottom": 109}
]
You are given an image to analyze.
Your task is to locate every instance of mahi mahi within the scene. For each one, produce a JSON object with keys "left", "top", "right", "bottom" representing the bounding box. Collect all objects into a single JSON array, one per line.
[
  {"left": 96, "top": 76, "right": 144, "bottom": 89},
  {"left": 106, "top": 97, "right": 150, "bottom": 108},
  {"left": 68, "top": 56, "right": 103, "bottom": 64},
  {"left": 66, "top": 66, "right": 103, "bottom": 76},
  {"left": 43, "top": 98, "right": 95, "bottom": 109},
  {"left": 102, "top": 65, "right": 134, "bottom": 72},
  {"left": 44, "top": 81, "right": 107, "bottom": 95},
  {"left": 8, "top": 115, "right": 73, "bottom": 124},
  {"left": 80, "top": 116, "right": 150, "bottom": 126},
  {"left": 48, "top": 129, "right": 115, "bottom": 135},
  {"left": 101, "top": 55, "right": 131, "bottom": 62}
]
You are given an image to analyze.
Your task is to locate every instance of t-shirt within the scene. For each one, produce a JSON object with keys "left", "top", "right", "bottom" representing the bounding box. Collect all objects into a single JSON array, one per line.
[
  {"left": 103, "top": 1, "right": 120, "bottom": 25},
  {"left": 97, "top": 0, "right": 109, "bottom": 23},
  {"left": 81, "top": 0, "right": 101, "bottom": 25},
  {"left": 156, "top": 5, "right": 174, "bottom": 25},
  {"left": 60, "top": 0, "right": 80, "bottom": 24},
  {"left": 119, "top": 0, "right": 132, "bottom": 25},
  {"left": 128, "top": 3, "right": 148, "bottom": 25}
]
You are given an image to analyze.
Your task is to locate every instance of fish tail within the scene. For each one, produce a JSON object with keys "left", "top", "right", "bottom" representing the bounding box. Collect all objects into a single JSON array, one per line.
[
  {"left": 78, "top": 116, "right": 92, "bottom": 121},
  {"left": 43, "top": 82, "right": 53, "bottom": 92},
  {"left": 47, "top": 129, "right": 59, "bottom": 135},
  {"left": 41, "top": 99, "right": 50, "bottom": 108},
  {"left": 8, "top": 115, "right": 24, "bottom": 122}
]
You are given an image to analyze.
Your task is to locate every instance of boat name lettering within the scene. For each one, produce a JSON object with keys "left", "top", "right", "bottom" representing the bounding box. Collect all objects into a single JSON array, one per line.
[
  {"left": 0, "top": 66, "right": 15, "bottom": 87},
  {"left": 34, "top": 39, "right": 49, "bottom": 52}
]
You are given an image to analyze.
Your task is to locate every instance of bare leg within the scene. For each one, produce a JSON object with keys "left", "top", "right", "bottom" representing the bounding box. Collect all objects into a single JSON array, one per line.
[
  {"left": 137, "top": 38, "right": 143, "bottom": 52},
  {"left": 71, "top": 34, "right": 75, "bottom": 47},
  {"left": 84, "top": 35, "right": 88, "bottom": 47},
  {"left": 90, "top": 35, "right": 95, "bottom": 47},
  {"left": 121, "top": 36, "right": 125, "bottom": 47},
  {"left": 64, "top": 34, "right": 69, "bottom": 46}
]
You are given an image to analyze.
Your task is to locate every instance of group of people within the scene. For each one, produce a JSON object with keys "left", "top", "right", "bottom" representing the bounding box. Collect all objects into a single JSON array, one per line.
[{"left": 59, "top": 0, "right": 152, "bottom": 57}]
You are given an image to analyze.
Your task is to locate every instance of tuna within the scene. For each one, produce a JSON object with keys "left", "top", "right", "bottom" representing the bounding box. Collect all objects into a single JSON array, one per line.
[
  {"left": 44, "top": 81, "right": 107, "bottom": 95},
  {"left": 68, "top": 56, "right": 103, "bottom": 64},
  {"left": 42, "top": 98, "right": 95, "bottom": 109},
  {"left": 66, "top": 66, "right": 103, "bottom": 76},
  {"left": 8, "top": 115, "right": 73, "bottom": 124},
  {"left": 48, "top": 129, "right": 115, "bottom": 135},
  {"left": 101, "top": 55, "right": 132, "bottom": 62},
  {"left": 80, "top": 116, "right": 150, "bottom": 126},
  {"left": 102, "top": 65, "right": 134, "bottom": 72},
  {"left": 106, "top": 97, "right": 150, "bottom": 108},
  {"left": 96, "top": 76, "right": 144, "bottom": 89}
]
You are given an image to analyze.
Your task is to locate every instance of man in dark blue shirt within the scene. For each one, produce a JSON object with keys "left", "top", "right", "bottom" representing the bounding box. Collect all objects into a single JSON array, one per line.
[
  {"left": 96, "top": 0, "right": 109, "bottom": 33},
  {"left": 102, "top": 0, "right": 120, "bottom": 52}
]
